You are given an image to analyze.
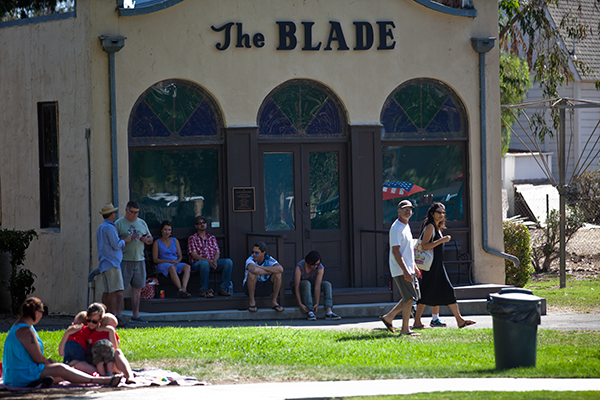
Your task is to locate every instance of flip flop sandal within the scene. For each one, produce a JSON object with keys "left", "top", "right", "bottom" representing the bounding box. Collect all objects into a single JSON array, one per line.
[
  {"left": 459, "top": 320, "right": 476, "bottom": 328},
  {"left": 204, "top": 292, "right": 214, "bottom": 298},
  {"left": 379, "top": 315, "right": 394, "bottom": 333},
  {"left": 108, "top": 374, "right": 122, "bottom": 387},
  {"left": 248, "top": 305, "right": 258, "bottom": 312},
  {"left": 272, "top": 304, "right": 284, "bottom": 312},
  {"left": 402, "top": 331, "right": 421, "bottom": 336}
]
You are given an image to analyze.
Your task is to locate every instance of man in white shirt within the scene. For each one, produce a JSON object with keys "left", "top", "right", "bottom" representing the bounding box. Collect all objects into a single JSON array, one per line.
[{"left": 380, "top": 199, "right": 421, "bottom": 336}]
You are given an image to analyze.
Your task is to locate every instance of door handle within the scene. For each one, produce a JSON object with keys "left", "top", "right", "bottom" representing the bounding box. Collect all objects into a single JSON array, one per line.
[{"left": 305, "top": 202, "right": 310, "bottom": 207}]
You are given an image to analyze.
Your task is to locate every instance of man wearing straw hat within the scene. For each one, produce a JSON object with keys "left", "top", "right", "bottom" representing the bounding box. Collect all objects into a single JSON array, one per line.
[{"left": 97, "top": 203, "right": 132, "bottom": 321}]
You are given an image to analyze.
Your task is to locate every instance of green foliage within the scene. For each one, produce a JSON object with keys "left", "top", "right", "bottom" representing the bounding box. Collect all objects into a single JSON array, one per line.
[
  {"left": 0, "top": 0, "right": 73, "bottom": 21},
  {"left": 500, "top": 52, "right": 532, "bottom": 155},
  {"left": 530, "top": 205, "right": 585, "bottom": 272},
  {"left": 503, "top": 221, "right": 534, "bottom": 287},
  {"left": 0, "top": 228, "right": 38, "bottom": 314},
  {"left": 8, "top": 268, "right": 37, "bottom": 315},
  {"left": 498, "top": 0, "right": 600, "bottom": 143}
]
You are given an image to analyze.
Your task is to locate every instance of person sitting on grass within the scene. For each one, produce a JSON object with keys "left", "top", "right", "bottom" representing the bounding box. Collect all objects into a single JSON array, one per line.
[
  {"left": 243, "top": 241, "right": 284, "bottom": 312},
  {"left": 291, "top": 250, "right": 341, "bottom": 321},
  {"left": 2, "top": 297, "right": 122, "bottom": 388},
  {"left": 58, "top": 311, "right": 96, "bottom": 374},
  {"left": 91, "top": 318, "right": 118, "bottom": 377}
]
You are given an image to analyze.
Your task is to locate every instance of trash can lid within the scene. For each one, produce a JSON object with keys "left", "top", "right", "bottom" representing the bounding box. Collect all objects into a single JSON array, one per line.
[{"left": 489, "top": 288, "right": 543, "bottom": 304}]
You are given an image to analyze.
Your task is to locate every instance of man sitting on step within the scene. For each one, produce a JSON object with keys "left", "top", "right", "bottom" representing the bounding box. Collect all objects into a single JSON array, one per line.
[{"left": 243, "top": 241, "right": 284, "bottom": 312}]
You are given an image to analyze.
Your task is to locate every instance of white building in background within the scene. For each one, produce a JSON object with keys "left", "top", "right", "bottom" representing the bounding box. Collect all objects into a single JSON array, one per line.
[{"left": 508, "top": 0, "right": 600, "bottom": 184}]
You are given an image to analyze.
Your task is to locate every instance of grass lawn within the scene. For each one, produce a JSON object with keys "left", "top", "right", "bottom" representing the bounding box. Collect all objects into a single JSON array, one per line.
[
  {"left": 1, "top": 325, "right": 596, "bottom": 384},
  {"left": 346, "top": 392, "right": 600, "bottom": 400},
  {"left": 525, "top": 275, "right": 600, "bottom": 313},
  {"left": 0, "top": 273, "right": 597, "bottom": 399}
]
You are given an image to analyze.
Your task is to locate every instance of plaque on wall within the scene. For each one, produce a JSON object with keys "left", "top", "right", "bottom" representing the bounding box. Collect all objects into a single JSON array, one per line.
[{"left": 232, "top": 187, "right": 255, "bottom": 212}]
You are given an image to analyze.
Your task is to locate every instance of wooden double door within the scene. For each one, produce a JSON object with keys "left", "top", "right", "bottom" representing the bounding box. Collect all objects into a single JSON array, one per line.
[{"left": 258, "top": 142, "right": 350, "bottom": 287}]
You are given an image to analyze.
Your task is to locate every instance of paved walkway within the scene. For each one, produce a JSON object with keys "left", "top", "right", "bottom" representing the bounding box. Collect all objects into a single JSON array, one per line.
[
  {"left": 4, "top": 310, "right": 597, "bottom": 332},
  {"left": 79, "top": 378, "right": 600, "bottom": 400}
]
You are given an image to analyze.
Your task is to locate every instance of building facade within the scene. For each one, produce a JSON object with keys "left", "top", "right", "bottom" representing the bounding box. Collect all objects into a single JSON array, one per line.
[{"left": 0, "top": 0, "right": 505, "bottom": 313}]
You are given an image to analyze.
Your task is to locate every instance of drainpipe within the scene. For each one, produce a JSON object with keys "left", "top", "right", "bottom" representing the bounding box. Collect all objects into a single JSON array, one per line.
[
  {"left": 99, "top": 36, "right": 126, "bottom": 215},
  {"left": 86, "top": 128, "right": 92, "bottom": 305},
  {"left": 470, "top": 37, "right": 520, "bottom": 273}
]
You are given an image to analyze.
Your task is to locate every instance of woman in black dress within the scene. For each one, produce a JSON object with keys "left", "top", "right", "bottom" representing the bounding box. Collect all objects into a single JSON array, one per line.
[{"left": 412, "top": 202, "right": 475, "bottom": 329}]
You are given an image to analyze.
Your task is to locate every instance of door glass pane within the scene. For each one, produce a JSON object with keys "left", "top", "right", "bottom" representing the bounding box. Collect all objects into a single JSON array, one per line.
[
  {"left": 310, "top": 152, "right": 340, "bottom": 229},
  {"left": 382, "top": 145, "right": 464, "bottom": 224},
  {"left": 130, "top": 148, "right": 219, "bottom": 230},
  {"left": 264, "top": 152, "right": 295, "bottom": 231}
]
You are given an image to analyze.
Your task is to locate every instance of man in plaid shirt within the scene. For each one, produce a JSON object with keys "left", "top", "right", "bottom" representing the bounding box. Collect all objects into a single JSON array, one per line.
[{"left": 187, "top": 215, "right": 233, "bottom": 297}]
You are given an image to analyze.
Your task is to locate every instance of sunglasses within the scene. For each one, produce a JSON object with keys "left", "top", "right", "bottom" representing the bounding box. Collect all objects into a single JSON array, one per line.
[
  {"left": 253, "top": 251, "right": 261, "bottom": 255},
  {"left": 87, "top": 318, "right": 101, "bottom": 324},
  {"left": 196, "top": 221, "right": 207, "bottom": 225}
]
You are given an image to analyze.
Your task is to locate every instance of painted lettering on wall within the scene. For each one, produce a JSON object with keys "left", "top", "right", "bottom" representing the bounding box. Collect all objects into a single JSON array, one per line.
[{"left": 211, "top": 21, "right": 396, "bottom": 51}]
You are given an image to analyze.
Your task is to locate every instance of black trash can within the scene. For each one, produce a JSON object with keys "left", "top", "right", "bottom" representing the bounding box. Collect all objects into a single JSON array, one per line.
[{"left": 487, "top": 288, "right": 542, "bottom": 369}]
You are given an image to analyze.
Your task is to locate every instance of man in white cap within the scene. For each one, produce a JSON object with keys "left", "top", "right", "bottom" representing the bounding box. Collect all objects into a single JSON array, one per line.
[
  {"left": 379, "top": 199, "right": 421, "bottom": 336},
  {"left": 97, "top": 203, "right": 132, "bottom": 321}
]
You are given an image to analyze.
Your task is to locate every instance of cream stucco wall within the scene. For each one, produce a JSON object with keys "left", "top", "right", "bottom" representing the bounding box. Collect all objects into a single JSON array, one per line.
[
  {"left": 0, "top": 6, "right": 94, "bottom": 312},
  {"left": 102, "top": 0, "right": 505, "bottom": 283},
  {"left": 0, "top": 0, "right": 505, "bottom": 313}
]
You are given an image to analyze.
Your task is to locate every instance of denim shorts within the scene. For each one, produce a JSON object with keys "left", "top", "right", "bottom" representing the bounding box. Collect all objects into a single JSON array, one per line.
[{"left": 63, "top": 340, "right": 86, "bottom": 364}]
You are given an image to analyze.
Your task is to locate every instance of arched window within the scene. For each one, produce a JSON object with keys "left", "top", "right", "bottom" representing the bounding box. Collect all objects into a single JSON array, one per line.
[
  {"left": 128, "top": 79, "right": 224, "bottom": 230},
  {"left": 381, "top": 79, "right": 466, "bottom": 140},
  {"left": 380, "top": 79, "right": 468, "bottom": 225},
  {"left": 257, "top": 79, "right": 347, "bottom": 138}
]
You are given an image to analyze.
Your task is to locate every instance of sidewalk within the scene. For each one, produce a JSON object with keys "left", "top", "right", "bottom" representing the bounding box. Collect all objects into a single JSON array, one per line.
[
  {"left": 77, "top": 378, "right": 600, "bottom": 400},
  {"left": 2, "top": 308, "right": 600, "bottom": 332}
]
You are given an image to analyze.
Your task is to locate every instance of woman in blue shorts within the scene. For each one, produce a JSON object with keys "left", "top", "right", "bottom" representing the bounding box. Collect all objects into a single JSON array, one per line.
[{"left": 152, "top": 220, "right": 192, "bottom": 298}]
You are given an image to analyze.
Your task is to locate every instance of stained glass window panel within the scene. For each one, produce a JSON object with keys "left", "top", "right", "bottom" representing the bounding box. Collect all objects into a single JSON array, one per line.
[
  {"left": 381, "top": 79, "right": 465, "bottom": 139},
  {"left": 258, "top": 80, "right": 346, "bottom": 137},
  {"left": 129, "top": 80, "right": 223, "bottom": 146}
]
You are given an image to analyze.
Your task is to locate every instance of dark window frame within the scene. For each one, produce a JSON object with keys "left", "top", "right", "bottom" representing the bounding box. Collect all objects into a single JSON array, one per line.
[
  {"left": 37, "top": 101, "right": 60, "bottom": 229},
  {"left": 127, "top": 79, "right": 226, "bottom": 235},
  {"left": 381, "top": 139, "right": 470, "bottom": 231}
]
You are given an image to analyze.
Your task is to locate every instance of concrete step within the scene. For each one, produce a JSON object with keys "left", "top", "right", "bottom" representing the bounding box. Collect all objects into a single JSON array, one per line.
[
  {"left": 122, "top": 297, "right": 546, "bottom": 323},
  {"left": 124, "top": 283, "right": 546, "bottom": 322}
]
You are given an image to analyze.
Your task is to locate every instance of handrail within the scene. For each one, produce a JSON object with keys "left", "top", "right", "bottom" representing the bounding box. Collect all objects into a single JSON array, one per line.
[
  {"left": 359, "top": 228, "right": 389, "bottom": 234},
  {"left": 246, "top": 232, "right": 287, "bottom": 306},
  {"left": 360, "top": 228, "right": 474, "bottom": 285}
]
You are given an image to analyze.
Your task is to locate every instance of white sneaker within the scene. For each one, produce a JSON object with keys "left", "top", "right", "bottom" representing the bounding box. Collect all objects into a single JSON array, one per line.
[
  {"left": 307, "top": 311, "right": 317, "bottom": 321},
  {"left": 325, "top": 312, "right": 341, "bottom": 320}
]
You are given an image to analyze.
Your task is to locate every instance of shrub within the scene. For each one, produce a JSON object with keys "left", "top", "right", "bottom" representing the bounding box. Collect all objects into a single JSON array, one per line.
[
  {"left": 566, "top": 170, "right": 600, "bottom": 223},
  {"left": 503, "top": 220, "right": 533, "bottom": 287},
  {"left": 530, "top": 205, "right": 585, "bottom": 272},
  {"left": 0, "top": 228, "right": 38, "bottom": 314}
]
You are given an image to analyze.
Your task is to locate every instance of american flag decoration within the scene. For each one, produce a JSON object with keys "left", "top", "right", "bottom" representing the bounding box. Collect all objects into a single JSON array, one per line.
[{"left": 382, "top": 181, "right": 425, "bottom": 200}]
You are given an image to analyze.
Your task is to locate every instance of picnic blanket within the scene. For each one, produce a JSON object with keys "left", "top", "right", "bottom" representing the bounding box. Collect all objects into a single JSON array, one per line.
[{"left": 0, "top": 368, "right": 206, "bottom": 391}]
